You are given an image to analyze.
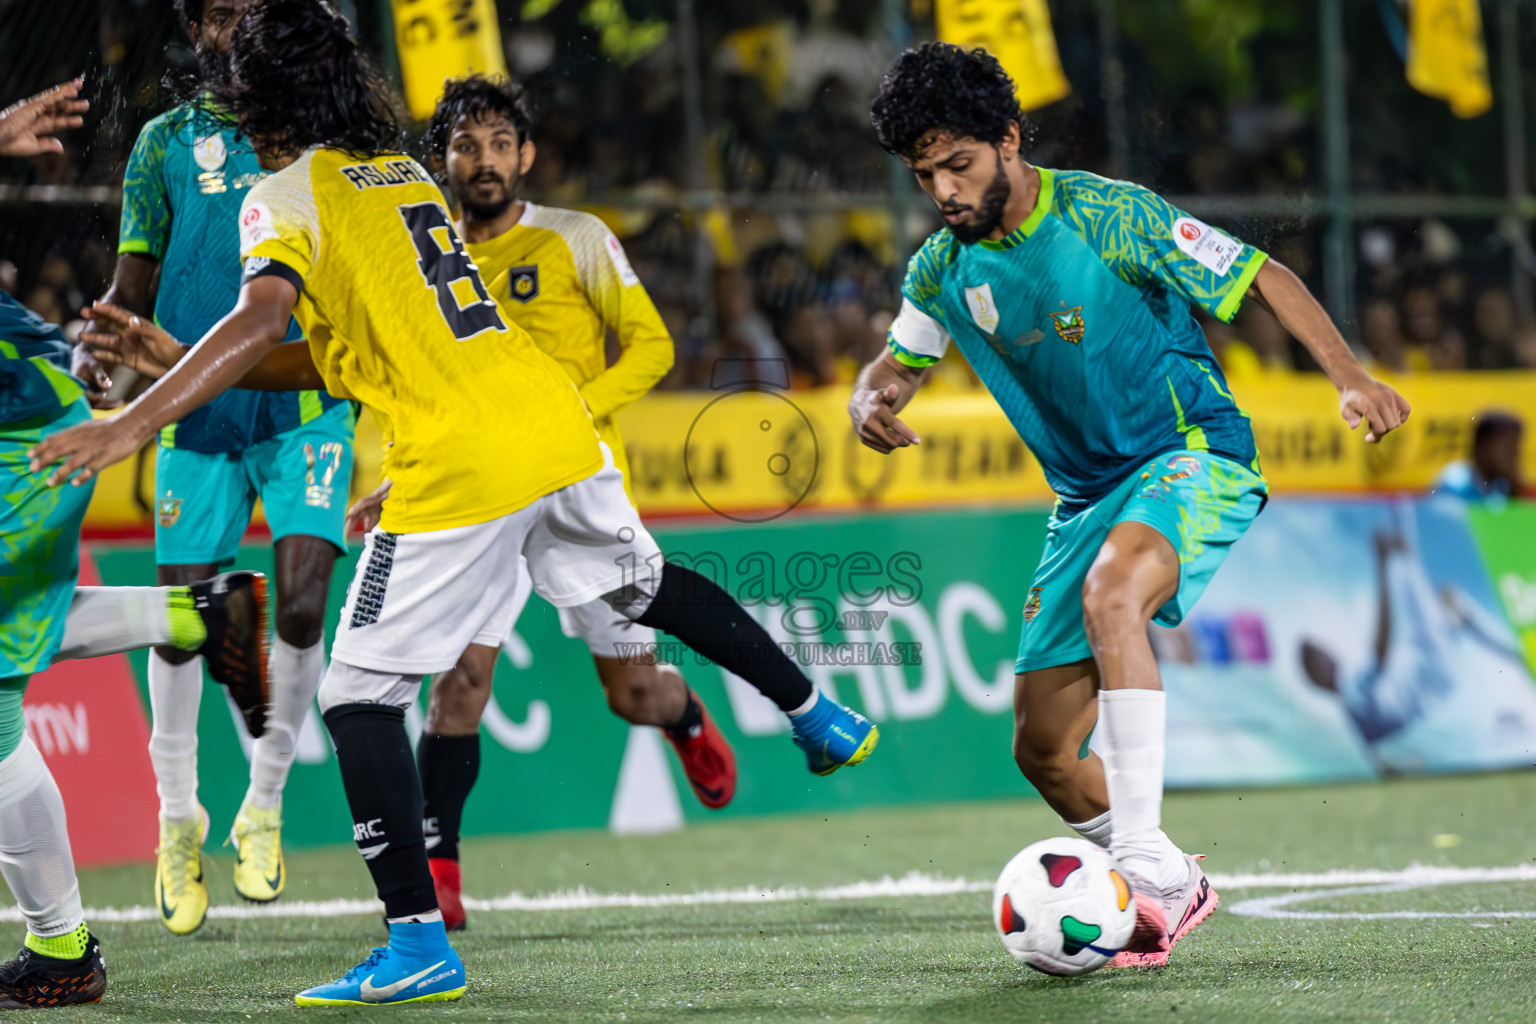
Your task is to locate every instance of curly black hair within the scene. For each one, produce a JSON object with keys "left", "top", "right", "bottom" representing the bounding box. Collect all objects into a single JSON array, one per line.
[
  {"left": 426, "top": 75, "right": 533, "bottom": 161},
  {"left": 211, "top": 0, "right": 403, "bottom": 160},
  {"left": 181, "top": 0, "right": 201, "bottom": 26},
  {"left": 869, "top": 42, "right": 1026, "bottom": 161}
]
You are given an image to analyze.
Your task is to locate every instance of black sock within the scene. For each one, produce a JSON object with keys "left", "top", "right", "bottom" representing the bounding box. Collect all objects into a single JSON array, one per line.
[
  {"left": 323, "top": 703, "right": 436, "bottom": 920},
  {"left": 663, "top": 691, "right": 703, "bottom": 740},
  {"left": 635, "top": 564, "right": 814, "bottom": 713},
  {"left": 416, "top": 732, "right": 480, "bottom": 863}
]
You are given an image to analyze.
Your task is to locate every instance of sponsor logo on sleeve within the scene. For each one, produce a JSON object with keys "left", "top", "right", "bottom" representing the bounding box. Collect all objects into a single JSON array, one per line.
[
  {"left": 240, "top": 201, "right": 277, "bottom": 253},
  {"left": 604, "top": 234, "right": 641, "bottom": 286},
  {"left": 1172, "top": 216, "right": 1242, "bottom": 276}
]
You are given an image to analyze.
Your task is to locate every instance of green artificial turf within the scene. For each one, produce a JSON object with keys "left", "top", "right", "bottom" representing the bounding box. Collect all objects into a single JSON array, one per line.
[{"left": 8, "top": 770, "right": 1535, "bottom": 1023}]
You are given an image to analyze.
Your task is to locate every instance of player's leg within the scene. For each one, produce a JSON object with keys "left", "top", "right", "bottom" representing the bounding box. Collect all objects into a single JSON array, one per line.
[
  {"left": 232, "top": 410, "right": 351, "bottom": 902},
  {"left": 1090, "top": 453, "right": 1267, "bottom": 964},
  {"left": 0, "top": 703, "right": 106, "bottom": 1009},
  {"left": 0, "top": 404, "right": 106, "bottom": 1006},
  {"left": 564, "top": 601, "right": 737, "bottom": 809},
  {"left": 419, "top": 642, "right": 497, "bottom": 932},
  {"left": 299, "top": 512, "right": 531, "bottom": 1004},
  {"left": 1012, "top": 659, "right": 1109, "bottom": 829},
  {"left": 524, "top": 444, "right": 877, "bottom": 775},
  {"left": 146, "top": 445, "right": 253, "bottom": 935}
]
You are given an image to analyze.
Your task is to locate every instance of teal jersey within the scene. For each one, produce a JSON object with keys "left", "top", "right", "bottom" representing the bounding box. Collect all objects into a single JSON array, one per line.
[
  {"left": 120, "top": 103, "right": 345, "bottom": 453},
  {"left": 0, "top": 291, "right": 84, "bottom": 428},
  {"left": 888, "top": 167, "right": 1266, "bottom": 512}
]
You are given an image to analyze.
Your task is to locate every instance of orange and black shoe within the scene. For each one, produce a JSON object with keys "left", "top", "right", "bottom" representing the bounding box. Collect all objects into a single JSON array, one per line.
[
  {"left": 429, "top": 858, "right": 467, "bottom": 932},
  {"left": 664, "top": 690, "right": 737, "bottom": 810},
  {"left": 192, "top": 571, "right": 270, "bottom": 737},
  {"left": 0, "top": 934, "right": 106, "bottom": 1009}
]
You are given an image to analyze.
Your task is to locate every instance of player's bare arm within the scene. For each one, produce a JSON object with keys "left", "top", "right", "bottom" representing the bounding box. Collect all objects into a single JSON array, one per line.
[
  {"left": 1247, "top": 259, "right": 1410, "bottom": 443},
  {"left": 0, "top": 78, "right": 87, "bottom": 157},
  {"left": 74, "top": 253, "right": 159, "bottom": 407},
  {"left": 81, "top": 300, "right": 325, "bottom": 391},
  {"left": 345, "top": 478, "right": 392, "bottom": 537},
  {"left": 849, "top": 350, "right": 925, "bottom": 454},
  {"left": 29, "top": 275, "right": 297, "bottom": 486}
]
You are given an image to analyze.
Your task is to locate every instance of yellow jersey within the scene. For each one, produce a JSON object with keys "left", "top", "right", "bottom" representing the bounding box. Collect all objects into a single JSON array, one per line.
[
  {"left": 239, "top": 148, "right": 602, "bottom": 533},
  {"left": 465, "top": 204, "right": 673, "bottom": 505}
]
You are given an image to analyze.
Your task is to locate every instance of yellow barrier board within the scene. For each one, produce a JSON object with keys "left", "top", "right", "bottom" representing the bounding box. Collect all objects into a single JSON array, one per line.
[
  {"left": 392, "top": 0, "right": 506, "bottom": 121},
  {"left": 79, "top": 373, "right": 1536, "bottom": 529}
]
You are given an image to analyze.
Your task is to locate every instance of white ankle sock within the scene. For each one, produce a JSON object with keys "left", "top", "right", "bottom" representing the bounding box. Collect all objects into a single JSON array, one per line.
[
  {"left": 1066, "top": 810, "right": 1112, "bottom": 848},
  {"left": 54, "top": 587, "right": 172, "bottom": 661},
  {"left": 1098, "top": 688, "right": 1187, "bottom": 892},
  {"left": 0, "top": 739, "right": 83, "bottom": 938},
  {"left": 245, "top": 638, "right": 325, "bottom": 810},
  {"left": 148, "top": 651, "right": 203, "bottom": 821}
]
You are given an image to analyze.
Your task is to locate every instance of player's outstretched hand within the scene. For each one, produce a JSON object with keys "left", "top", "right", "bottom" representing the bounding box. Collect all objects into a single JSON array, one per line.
[
  {"left": 346, "top": 478, "right": 393, "bottom": 537},
  {"left": 28, "top": 414, "right": 149, "bottom": 488},
  {"left": 849, "top": 383, "right": 921, "bottom": 454},
  {"left": 0, "top": 78, "right": 88, "bottom": 158},
  {"left": 1339, "top": 375, "right": 1410, "bottom": 443},
  {"left": 80, "top": 301, "right": 189, "bottom": 379},
  {"left": 70, "top": 344, "right": 119, "bottom": 410}
]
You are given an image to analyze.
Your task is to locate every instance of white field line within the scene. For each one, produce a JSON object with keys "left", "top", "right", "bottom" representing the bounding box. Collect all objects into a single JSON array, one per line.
[{"left": 2, "top": 864, "right": 1532, "bottom": 924}]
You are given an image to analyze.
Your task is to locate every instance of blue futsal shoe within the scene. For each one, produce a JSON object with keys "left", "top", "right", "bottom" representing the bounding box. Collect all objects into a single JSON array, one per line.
[
  {"left": 790, "top": 692, "right": 879, "bottom": 776},
  {"left": 295, "top": 920, "right": 465, "bottom": 1007}
]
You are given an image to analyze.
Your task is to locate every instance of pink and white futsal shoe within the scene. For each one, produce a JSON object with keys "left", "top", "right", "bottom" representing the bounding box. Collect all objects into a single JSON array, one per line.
[{"left": 1109, "top": 854, "right": 1218, "bottom": 968}]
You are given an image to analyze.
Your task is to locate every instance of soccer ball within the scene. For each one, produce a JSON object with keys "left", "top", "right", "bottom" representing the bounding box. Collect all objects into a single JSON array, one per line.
[{"left": 992, "top": 837, "right": 1137, "bottom": 976}]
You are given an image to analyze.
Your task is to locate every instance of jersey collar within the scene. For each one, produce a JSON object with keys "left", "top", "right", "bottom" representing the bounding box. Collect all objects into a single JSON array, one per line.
[
  {"left": 517, "top": 201, "right": 538, "bottom": 226},
  {"left": 978, "top": 166, "right": 1055, "bottom": 250}
]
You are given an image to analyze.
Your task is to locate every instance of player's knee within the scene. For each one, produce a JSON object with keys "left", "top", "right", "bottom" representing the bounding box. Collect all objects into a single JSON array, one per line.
[
  {"left": 154, "top": 644, "right": 198, "bottom": 666},
  {"left": 1080, "top": 563, "right": 1141, "bottom": 638},
  {"left": 273, "top": 597, "right": 326, "bottom": 649},
  {"left": 601, "top": 663, "right": 684, "bottom": 726}
]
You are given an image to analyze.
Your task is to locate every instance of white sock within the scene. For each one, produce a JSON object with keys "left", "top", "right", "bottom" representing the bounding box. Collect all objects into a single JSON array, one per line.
[
  {"left": 54, "top": 587, "right": 173, "bottom": 661},
  {"left": 148, "top": 651, "right": 203, "bottom": 821},
  {"left": 1066, "top": 810, "right": 1112, "bottom": 848},
  {"left": 0, "top": 739, "right": 83, "bottom": 937},
  {"left": 244, "top": 638, "right": 325, "bottom": 811},
  {"left": 1067, "top": 809, "right": 1187, "bottom": 888},
  {"left": 386, "top": 909, "right": 443, "bottom": 925},
  {"left": 1098, "top": 688, "right": 1187, "bottom": 892}
]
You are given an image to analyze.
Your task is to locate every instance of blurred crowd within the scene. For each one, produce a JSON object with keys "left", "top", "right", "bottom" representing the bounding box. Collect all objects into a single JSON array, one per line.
[{"left": 5, "top": 0, "right": 1536, "bottom": 390}]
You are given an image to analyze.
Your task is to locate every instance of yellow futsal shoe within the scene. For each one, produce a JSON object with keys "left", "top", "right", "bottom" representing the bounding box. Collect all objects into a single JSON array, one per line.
[
  {"left": 231, "top": 799, "right": 285, "bottom": 903},
  {"left": 155, "top": 808, "right": 209, "bottom": 936}
]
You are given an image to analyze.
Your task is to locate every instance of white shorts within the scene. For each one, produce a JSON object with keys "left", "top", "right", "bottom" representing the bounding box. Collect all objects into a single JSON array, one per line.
[
  {"left": 492, "top": 562, "right": 658, "bottom": 658},
  {"left": 330, "top": 444, "right": 664, "bottom": 674}
]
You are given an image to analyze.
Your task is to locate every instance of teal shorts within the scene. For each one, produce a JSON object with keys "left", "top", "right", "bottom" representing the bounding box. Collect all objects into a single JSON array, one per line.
[
  {"left": 1015, "top": 450, "right": 1267, "bottom": 674},
  {"left": 155, "top": 402, "right": 355, "bottom": 566},
  {"left": 0, "top": 400, "right": 95, "bottom": 677}
]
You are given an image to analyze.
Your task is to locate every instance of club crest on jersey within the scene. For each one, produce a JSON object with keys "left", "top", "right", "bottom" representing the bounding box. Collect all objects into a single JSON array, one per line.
[
  {"left": 193, "top": 134, "right": 226, "bottom": 172},
  {"left": 965, "top": 284, "right": 1000, "bottom": 335},
  {"left": 1049, "top": 306, "right": 1085, "bottom": 344},
  {"left": 507, "top": 265, "right": 539, "bottom": 303},
  {"left": 1023, "top": 587, "right": 1044, "bottom": 622},
  {"left": 157, "top": 497, "right": 182, "bottom": 528}
]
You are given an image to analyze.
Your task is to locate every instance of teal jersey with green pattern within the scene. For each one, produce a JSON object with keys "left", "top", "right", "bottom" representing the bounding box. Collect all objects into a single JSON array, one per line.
[
  {"left": 120, "top": 103, "right": 343, "bottom": 453},
  {"left": 888, "top": 167, "right": 1266, "bottom": 513},
  {"left": 0, "top": 291, "right": 83, "bottom": 428}
]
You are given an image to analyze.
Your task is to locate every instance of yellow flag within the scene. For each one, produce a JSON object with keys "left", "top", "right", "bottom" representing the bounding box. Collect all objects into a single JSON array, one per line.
[
  {"left": 935, "top": 0, "right": 1070, "bottom": 112},
  {"left": 392, "top": 0, "right": 508, "bottom": 121},
  {"left": 1406, "top": 0, "right": 1492, "bottom": 118}
]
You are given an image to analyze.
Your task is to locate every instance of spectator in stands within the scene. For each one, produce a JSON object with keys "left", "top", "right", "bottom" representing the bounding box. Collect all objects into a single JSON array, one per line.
[
  {"left": 1433, "top": 412, "right": 1524, "bottom": 502},
  {"left": 1360, "top": 296, "right": 1420, "bottom": 374},
  {"left": 1469, "top": 285, "right": 1520, "bottom": 369},
  {"left": 1219, "top": 303, "right": 1295, "bottom": 379},
  {"left": 1402, "top": 283, "right": 1464, "bottom": 371}
]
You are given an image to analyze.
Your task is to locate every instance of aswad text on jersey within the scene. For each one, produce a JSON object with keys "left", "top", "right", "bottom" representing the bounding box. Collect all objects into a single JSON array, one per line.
[
  {"left": 888, "top": 167, "right": 1266, "bottom": 513},
  {"left": 119, "top": 103, "right": 346, "bottom": 453}
]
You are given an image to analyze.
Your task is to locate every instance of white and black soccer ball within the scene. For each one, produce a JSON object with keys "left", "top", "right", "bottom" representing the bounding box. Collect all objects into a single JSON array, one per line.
[{"left": 992, "top": 836, "right": 1137, "bottom": 976}]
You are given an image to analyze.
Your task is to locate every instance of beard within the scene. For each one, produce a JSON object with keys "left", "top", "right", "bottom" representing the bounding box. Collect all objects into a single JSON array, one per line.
[
  {"left": 943, "top": 153, "right": 1012, "bottom": 245},
  {"left": 457, "top": 173, "right": 517, "bottom": 221}
]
